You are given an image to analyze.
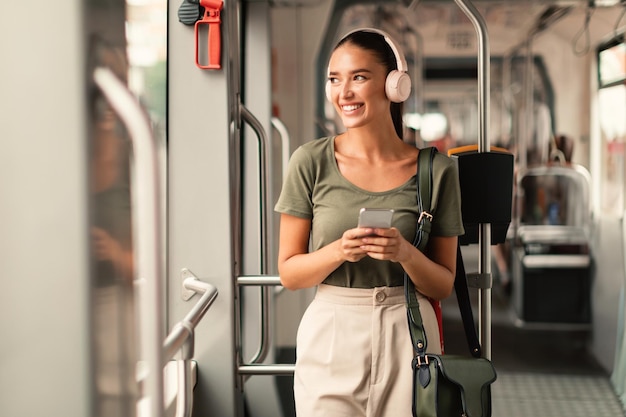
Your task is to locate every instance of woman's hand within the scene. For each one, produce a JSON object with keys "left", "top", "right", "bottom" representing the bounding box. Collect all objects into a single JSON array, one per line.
[
  {"left": 358, "top": 227, "right": 411, "bottom": 262},
  {"left": 339, "top": 227, "right": 375, "bottom": 262},
  {"left": 92, "top": 227, "right": 123, "bottom": 262}
]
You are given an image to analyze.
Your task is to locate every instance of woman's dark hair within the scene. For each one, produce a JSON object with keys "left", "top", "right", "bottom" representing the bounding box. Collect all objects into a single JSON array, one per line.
[{"left": 335, "top": 30, "right": 405, "bottom": 139}]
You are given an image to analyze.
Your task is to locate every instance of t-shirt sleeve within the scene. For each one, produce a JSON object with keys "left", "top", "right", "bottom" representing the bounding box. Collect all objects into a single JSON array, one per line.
[
  {"left": 274, "top": 145, "right": 315, "bottom": 219},
  {"left": 431, "top": 154, "right": 465, "bottom": 237}
]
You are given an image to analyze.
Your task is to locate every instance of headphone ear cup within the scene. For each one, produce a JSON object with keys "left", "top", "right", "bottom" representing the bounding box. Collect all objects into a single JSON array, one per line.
[
  {"left": 325, "top": 80, "right": 332, "bottom": 102},
  {"left": 385, "top": 70, "right": 411, "bottom": 103}
]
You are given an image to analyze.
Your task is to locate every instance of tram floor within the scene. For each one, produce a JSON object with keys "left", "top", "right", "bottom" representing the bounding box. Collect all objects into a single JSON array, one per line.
[{"left": 441, "top": 286, "right": 626, "bottom": 417}]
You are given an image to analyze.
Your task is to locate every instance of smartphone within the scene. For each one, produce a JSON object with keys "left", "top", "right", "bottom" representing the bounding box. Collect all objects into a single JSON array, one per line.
[{"left": 357, "top": 208, "right": 394, "bottom": 229}]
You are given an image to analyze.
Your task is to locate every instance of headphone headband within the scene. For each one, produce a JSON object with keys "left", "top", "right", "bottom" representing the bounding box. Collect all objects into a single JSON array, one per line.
[{"left": 337, "top": 28, "right": 408, "bottom": 73}]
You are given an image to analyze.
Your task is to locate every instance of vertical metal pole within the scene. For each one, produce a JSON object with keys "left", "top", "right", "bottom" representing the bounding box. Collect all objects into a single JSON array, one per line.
[
  {"left": 405, "top": 26, "right": 425, "bottom": 116},
  {"left": 453, "top": 0, "right": 492, "bottom": 359},
  {"left": 525, "top": 40, "right": 535, "bottom": 167},
  {"left": 502, "top": 55, "right": 512, "bottom": 146},
  {"left": 225, "top": 0, "right": 246, "bottom": 396}
]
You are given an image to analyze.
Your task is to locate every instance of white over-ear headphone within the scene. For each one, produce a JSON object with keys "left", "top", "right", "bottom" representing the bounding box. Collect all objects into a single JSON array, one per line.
[{"left": 325, "top": 28, "right": 411, "bottom": 103}]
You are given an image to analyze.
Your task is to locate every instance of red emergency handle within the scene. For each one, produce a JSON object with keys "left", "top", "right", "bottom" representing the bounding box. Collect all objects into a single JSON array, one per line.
[{"left": 195, "top": 0, "right": 223, "bottom": 69}]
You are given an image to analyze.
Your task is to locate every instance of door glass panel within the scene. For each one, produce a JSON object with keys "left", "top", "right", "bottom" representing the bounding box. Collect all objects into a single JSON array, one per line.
[
  {"left": 598, "top": 85, "right": 625, "bottom": 216},
  {"left": 597, "top": 38, "right": 625, "bottom": 216},
  {"left": 87, "top": 0, "right": 167, "bottom": 415}
]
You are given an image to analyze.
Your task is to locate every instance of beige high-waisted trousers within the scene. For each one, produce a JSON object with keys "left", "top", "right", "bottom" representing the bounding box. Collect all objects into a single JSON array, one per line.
[{"left": 294, "top": 284, "right": 441, "bottom": 417}]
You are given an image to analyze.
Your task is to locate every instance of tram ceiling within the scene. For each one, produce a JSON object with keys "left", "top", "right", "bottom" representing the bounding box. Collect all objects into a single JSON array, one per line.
[
  {"left": 327, "top": 0, "right": 624, "bottom": 57},
  {"left": 314, "top": 0, "right": 624, "bottom": 138}
]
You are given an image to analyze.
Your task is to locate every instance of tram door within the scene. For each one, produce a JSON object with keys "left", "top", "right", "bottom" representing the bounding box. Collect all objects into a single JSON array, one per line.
[
  {"left": 168, "top": 1, "right": 285, "bottom": 416},
  {"left": 2, "top": 0, "right": 168, "bottom": 416}
]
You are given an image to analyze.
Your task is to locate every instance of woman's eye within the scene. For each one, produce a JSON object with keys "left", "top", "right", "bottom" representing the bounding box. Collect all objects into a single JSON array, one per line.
[{"left": 354, "top": 74, "right": 366, "bottom": 81}]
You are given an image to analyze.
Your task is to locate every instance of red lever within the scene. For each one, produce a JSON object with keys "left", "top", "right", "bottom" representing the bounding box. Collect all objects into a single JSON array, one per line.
[{"left": 195, "top": 0, "right": 224, "bottom": 69}]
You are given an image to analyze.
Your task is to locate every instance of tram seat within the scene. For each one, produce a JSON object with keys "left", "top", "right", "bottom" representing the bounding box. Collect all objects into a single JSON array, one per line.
[
  {"left": 511, "top": 164, "right": 593, "bottom": 328},
  {"left": 447, "top": 145, "right": 514, "bottom": 246}
]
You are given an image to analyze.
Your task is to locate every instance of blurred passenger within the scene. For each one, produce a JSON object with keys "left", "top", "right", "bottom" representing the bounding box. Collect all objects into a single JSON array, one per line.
[
  {"left": 551, "top": 134, "right": 574, "bottom": 163},
  {"left": 88, "top": 36, "right": 138, "bottom": 417}
]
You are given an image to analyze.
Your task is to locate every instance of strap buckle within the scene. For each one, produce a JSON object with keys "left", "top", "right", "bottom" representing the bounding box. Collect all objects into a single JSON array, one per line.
[
  {"left": 417, "top": 355, "right": 429, "bottom": 366},
  {"left": 412, "top": 353, "right": 430, "bottom": 369},
  {"left": 418, "top": 211, "right": 433, "bottom": 224}
]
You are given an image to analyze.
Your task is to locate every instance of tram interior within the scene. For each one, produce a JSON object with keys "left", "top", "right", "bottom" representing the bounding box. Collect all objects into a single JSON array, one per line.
[
  {"left": 268, "top": 1, "right": 626, "bottom": 416},
  {"left": 4, "top": 1, "right": 626, "bottom": 417}
]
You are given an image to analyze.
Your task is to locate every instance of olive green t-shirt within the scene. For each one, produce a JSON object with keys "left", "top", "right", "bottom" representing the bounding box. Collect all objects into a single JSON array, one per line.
[{"left": 274, "top": 136, "right": 465, "bottom": 288}]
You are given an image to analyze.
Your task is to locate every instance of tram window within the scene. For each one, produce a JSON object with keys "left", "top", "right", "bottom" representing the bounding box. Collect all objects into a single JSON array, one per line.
[
  {"left": 598, "top": 39, "right": 626, "bottom": 88},
  {"left": 597, "top": 37, "right": 626, "bottom": 215}
]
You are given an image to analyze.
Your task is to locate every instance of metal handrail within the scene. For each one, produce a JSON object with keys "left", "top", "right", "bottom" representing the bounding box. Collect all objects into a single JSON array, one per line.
[
  {"left": 239, "top": 364, "right": 295, "bottom": 375},
  {"left": 271, "top": 117, "right": 291, "bottom": 180},
  {"left": 163, "top": 273, "right": 219, "bottom": 417},
  {"left": 403, "top": 24, "right": 424, "bottom": 117},
  {"left": 453, "top": 0, "right": 493, "bottom": 360},
  {"left": 164, "top": 274, "right": 219, "bottom": 362},
  {"left": 174, "top": 360, "right": 193, "bottom": 417},
  {"left": 228, "top": 0, "right": 287, "bottom": 378},
  {"left": 238, "top": 275, "right": 281, "bottom": 286},
  {"left": 240, "top": 104, "right": 269, "bottom": 275},
  {"left": 239, "top": 104, "right": 272, "bottom": 366},
  {"left": 236, "top": 275, "right": 295, "bottom": 376},
  {"left": 93, "top": 66, "right": 165, "bottom": 417}
]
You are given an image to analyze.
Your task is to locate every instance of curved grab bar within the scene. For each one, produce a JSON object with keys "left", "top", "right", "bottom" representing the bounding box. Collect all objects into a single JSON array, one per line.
[
  {"left": 270, "top": 116, "right": 290, "bottom": 297},
  {"left": 163, "top": 273, "right": 218, "bottom": 417},
  {"left": 93, "top": 66, "right": 165, "bottom": 417},
  {"left": 164, "top": 273, "right": 219, "bottom": 362},
  {"left": 236, "top": 275, "right": 294, "bottom": 376},
  {"left": 240, "top": 104, "right": 269, "bottom": 275},
  {"left": 271, "top": 117, "right": 291, "bottom": 180},
  {"left": 239, "top": 104, "right": 271, "bottom": 365},
  {"left": 452, "top": 0, "right": 493, "bottom": 360}
]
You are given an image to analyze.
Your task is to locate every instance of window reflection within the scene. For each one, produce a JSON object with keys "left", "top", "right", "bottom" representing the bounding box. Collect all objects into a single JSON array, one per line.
[
  {"left": 89, "top": 35, "right": 138, "bottom": 417},
  {"left": 87, "top": 0, "right": 166, "bottom": 415}
]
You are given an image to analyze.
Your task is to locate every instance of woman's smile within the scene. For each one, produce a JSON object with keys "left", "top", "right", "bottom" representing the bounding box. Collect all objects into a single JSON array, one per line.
[{"left": 342, "top": 103, "right": 363, "bottom": 112}]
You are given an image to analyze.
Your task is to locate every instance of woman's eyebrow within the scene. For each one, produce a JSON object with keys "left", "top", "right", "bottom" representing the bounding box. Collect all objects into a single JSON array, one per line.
[{"left": 328, "top": 68, "right": 373, "bottom": 77}]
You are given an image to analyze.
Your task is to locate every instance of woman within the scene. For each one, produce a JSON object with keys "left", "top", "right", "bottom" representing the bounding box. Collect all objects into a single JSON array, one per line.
[{"left": 274, "top": 28, "right": 464, "bottom": 417}]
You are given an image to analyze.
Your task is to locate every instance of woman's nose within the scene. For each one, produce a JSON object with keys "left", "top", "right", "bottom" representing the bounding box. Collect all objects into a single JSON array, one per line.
[{"left": 340, "top": 81, "right": 353, "bottom": 98}]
